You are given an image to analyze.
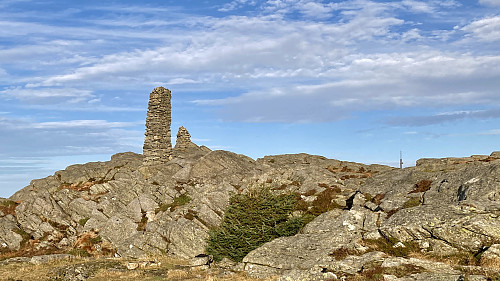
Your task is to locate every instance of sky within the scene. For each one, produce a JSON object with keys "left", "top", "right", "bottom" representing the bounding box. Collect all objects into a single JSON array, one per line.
[{"left": 1, "top": 0, "right": 500, "bottom": 197}]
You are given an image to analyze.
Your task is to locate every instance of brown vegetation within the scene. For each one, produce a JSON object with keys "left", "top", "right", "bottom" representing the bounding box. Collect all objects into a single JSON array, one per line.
[
  {"left": 309, "top": 186, "right": 343, "bottom": 216},
  {"left": 0, "top": 200, "right": 18, "bottom": 216},
  {"left": 409, "top": 180, "right": 433, "bottom": 194}
]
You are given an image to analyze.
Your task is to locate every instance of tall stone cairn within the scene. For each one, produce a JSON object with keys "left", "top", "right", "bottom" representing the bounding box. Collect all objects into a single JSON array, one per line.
[{"left": 143, "top": 87, "right": 172, "bottom": 165}]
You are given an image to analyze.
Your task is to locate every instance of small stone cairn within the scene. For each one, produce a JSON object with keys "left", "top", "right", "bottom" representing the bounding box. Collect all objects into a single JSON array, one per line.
[{"left": 174, "top": 126, "right": 193, "bottom": 151}]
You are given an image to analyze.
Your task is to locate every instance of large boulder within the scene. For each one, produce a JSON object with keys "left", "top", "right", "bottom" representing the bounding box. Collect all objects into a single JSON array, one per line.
[
  {"left": 243, "top": 207, "right": 381, "bottom": 278},
  {"left": 0, "top": 215, "right": 24, "bottom": 250}
]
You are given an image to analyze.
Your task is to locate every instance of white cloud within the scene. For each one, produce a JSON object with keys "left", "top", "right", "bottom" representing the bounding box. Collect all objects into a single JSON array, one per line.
[
  {"left": 166, "top": 78, "right": 201, "bottom": 85},
  {"left": 1, "top": 0, "right": 499, "bottom": 126},
  {"left": 479, "top": 0, "right": 500, "bottom": 6},
  {"left": 297, "top": 1, "right": 335, "bottom": 19},
  {"left": 194, "top": 51, "right": 500, "bottom": 123},
  {"left": 401, "top": 0, "right": 434, "bottom": 13},
  {"left": 219, "top": 0, "right": 257, "bottom": 12},
  {"left": 482, "top": 129, "right": 500, "bottom": 135},
  {"left": 1, "top": 87, "right": 95, "bottom": 104},
  {"left": 0, "top": 116, "right": 142, "bottom": 157},
  {"left": 399, "top": 0, "right": 460, "bottom": 13},
  {"left": 386, "top": 109, "right": 500, "bottom": 127},
  {"left": 462, "top": 16, "right": 500, "bottom": 42},
  {"left": 401, "top": 28, "right": 423, "bottom": 41},
  {"left": 29, "top": 120, "right": 139, "bottom": 129},
  {"left": 31, "top": 4, "right": 403, "bottom": 89}
]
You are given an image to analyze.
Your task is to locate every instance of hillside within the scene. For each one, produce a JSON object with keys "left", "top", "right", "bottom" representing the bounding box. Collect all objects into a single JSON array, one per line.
[{"left": 1, "top": 146, "right": 499, "bottom": 280}]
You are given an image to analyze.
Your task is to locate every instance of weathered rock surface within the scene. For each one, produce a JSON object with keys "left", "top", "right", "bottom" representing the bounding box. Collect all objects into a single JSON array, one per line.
[
  {"left": 0, "top": 214, "right": 23, "bottom": 250},
  {"left": 2, "top": 139, "right": 499, "bottom": 280},
  {"left": 241, "top": 154, "right": 500, "bottom": 280}
]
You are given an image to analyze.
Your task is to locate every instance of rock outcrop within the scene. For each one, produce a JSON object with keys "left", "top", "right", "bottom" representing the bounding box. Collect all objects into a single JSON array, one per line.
[{"left": 242, "top": 153, "right": 500, "bottom": 280}]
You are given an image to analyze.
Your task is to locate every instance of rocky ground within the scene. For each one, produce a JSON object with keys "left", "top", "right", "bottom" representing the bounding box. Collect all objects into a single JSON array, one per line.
[{"left": 1, "top": 136, "right": 499, "bottom": 280}]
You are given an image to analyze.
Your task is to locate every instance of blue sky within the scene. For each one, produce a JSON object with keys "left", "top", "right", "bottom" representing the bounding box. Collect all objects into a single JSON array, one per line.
[{"left": 1, "top": 0, "right": 500, "bottom": 197}]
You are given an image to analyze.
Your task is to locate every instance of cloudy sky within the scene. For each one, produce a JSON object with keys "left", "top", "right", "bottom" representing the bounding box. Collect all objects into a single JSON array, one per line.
[{"left": 1, "top": 0, "right": 499, "bottom": 197}]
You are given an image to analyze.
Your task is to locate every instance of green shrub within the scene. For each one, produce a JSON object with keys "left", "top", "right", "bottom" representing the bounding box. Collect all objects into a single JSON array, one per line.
[{"left": 206, "top": 188, "right": 305, "bottom": 262}]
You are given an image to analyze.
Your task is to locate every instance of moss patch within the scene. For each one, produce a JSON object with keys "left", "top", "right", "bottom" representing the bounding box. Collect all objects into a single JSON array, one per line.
[
  {"left": 78, "top": 218, "right": 90, "bottom": 227},
  {"left": 402, "top": 197, "right": 421, "bottom": 209},
  {"left": 155, "top": 193, "right": 192, "bottom": 213}
]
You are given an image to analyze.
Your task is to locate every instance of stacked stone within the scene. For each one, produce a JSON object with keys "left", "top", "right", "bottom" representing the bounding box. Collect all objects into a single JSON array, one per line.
[
  {"left": 174, "top": 126, "right": 192, "bottom": 151},
  {"left": 143, "top": 87, "right": 172, "bottom": 165}
]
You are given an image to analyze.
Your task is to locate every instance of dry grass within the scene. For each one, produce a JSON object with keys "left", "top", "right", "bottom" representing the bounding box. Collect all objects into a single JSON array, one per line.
[
  {"left": 0, "top": 257, "right": 81, "bottom": 281},
  {"left": 360, "top": 238, "right": 421, "bottom": 257},
  {"left": 372, "top": 193, "right": 385, "bottom": 205},
  {"left": 0, "top": 255, "right": 277, "bottom": 281},
  {"left": 329, "top": 246, "right": 353, "bottom": 260},
  {"left": 481, "top": 256, "right": 500, "bottom": 270},
  {"left": 344, "top": 264, "right": 424, "bottom": 281},
  {"left": 58, "top": 181, "right": 95, "bottom": 192}
]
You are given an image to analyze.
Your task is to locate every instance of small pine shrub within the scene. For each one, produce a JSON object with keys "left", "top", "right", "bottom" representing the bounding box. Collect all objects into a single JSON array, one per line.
[{"left": 206, "top": 188, "right": 305, "bottom": 262}]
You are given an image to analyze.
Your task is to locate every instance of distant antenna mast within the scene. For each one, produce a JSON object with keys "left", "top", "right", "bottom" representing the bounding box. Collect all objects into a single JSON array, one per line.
[{"left": 400, "top": 151, "right": 403, "bottom": 169}]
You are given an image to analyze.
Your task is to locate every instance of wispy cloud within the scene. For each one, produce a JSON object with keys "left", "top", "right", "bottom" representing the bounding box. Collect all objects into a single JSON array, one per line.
[
  {"left": 219, "top": 0, "right": 257, "bottom": 12},
  {"left": 28, "top": 120, "right": 140, "bottom": 129},
  {"left": 194, "top": 51, "right": 500, "bottom": 123},
  {"left": 0, "top": 115, "right": 142, "bottom": 157},
  {"left": 481, "top": 129, "right": 500, "bottom": 135},
  {"left": 1, "top": 87, "right": 94, "bottom": 103},
  {"left": 386, "top": 109, "right": 500, "bottom": 127},
  {"left": 479, "top": 0, "right": 500, "bottom": 6},
  {"left": 461, "top": 16, "right": 500, "bottom": 42}
]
